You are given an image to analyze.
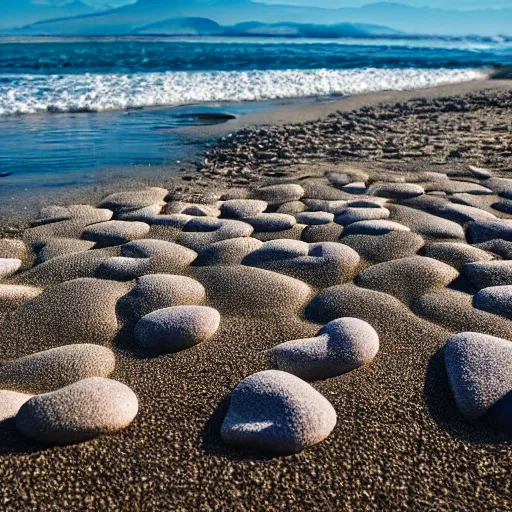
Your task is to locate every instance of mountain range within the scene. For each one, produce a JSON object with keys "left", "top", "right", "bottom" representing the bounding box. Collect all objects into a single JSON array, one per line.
[{"left": 2, "top": 0, "right": 511, "bottom": 37}]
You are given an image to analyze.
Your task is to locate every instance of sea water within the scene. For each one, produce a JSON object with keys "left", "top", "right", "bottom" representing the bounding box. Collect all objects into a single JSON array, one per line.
[{"left": 0, "top": 36, "right": 510, "bottom": 206}]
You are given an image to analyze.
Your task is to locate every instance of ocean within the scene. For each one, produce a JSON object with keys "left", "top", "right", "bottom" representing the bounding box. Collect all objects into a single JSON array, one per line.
[{"left": 0, "top": 36, "right": 510, "bottom": 219}]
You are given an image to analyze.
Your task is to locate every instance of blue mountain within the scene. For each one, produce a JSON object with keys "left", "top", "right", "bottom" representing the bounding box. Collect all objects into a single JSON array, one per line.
[
  {"left": 0, "top": 0, "right": 96, "bottom": 30},
  {"left": 7, "top": 1, "right": 512, "bottom": 36}
]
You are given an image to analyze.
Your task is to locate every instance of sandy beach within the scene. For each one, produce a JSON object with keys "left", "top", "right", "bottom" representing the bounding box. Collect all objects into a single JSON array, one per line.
[{"left": 0, "top": 78, "right": 511, "bottom": 510}]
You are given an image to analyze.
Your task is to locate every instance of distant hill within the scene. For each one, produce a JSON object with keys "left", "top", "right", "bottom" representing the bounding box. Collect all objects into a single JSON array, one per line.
[
  {"left": 132, "top": 17, "right": 401, "bottom": 37},
  {"left": 0, "top": 0, "right": 96, "bottom": 31},
  {"left": 6, "top": 1, "right": 512, "bottom": 37}
]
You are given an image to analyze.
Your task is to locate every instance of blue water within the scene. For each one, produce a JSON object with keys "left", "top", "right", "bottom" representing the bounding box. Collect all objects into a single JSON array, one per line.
[{"left": 0, "top": 36, "right": 509, "bottom": 219}]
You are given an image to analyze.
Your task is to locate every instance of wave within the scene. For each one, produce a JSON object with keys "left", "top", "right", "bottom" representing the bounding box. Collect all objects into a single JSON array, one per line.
[{"left": 0, "top": 67, "right": 487, "bottom": 116}]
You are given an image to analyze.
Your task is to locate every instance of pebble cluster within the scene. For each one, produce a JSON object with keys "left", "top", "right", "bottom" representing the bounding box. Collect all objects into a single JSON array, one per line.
[
  {"left": 0, "top": 164, "right": 510, "bottom": 457},
  {"left": 199, "top": 90, "right": 512, "bottom": 185}
]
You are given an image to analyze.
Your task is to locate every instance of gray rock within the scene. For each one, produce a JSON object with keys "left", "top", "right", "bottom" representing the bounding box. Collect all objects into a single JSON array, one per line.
[
  {"left": 194, "top": 237, "right": 263, "bottom": 266},
  {"left": 335, "top": 207, "right": 390, "bottom": 226},
  {"left": 295, "top": 212, "right": 334, "bottom": 225},
  {"left": 369, "top": 183, "right": 424, "bottom": 199},
  {"left": 117, "top": 274, "right": 206, "bottom": 321},
  {"left": 98, "top": 188, "right": 168, "bottom": 210},
  {"left": 16, "top": 377, "right": 138, "bottom": 445},
  {"left": 356, "top": 256, "right": 459, "bottom": 302},
  {"left": 221, "top": 199, "right": 267, "bottom": 219},
  {"left": 0, "top": 391, "right": 33, "bottom": 422},
  {"left": 466, "top": 219, "right": 512, "bottom": 244},
  {"left": 464, "top": 261, "right": 512, "bottom": 290},
  {"left": 271, "top": 318, "right": 379, "bottom": 380},
  {"left": 221, "top": 370, "right": 337, "bottom": 454},
  {"left": 244, "top": 214, "right": 296, "bottom": 233},
  {"left": 0, "top": 344, "right": 116, "bottom": 394},
  {"left": 342, "top": 182, "right": 367, "bottom": 195},
  {"left": 135, "top": 306, "right": 220, "bottom": 354},
  {"left": 252, "top": 184, "right": 304, "bottom": 205},
  {"left": 276, "top": 201, "right": 307, "bottom": 215},
  {"left": 82, "top": 220, "right": 150, "bottom": 246},
  {"left": 473, "top": 286, "right": 512, "bottom": 318},
  {"left": 423, "top": 242, "right": 494, "bottom": 271},
  {"left": 343, "top": 220, "right": 410, "bottom": 236},
  {"left": 445, "top": 332, "right": 512, "bottom": 420}
]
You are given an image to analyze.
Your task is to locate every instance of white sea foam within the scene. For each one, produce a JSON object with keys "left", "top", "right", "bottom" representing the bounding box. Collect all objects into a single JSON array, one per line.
[{"left": 0, "top": 68, "right": 487, "bottom": 116}]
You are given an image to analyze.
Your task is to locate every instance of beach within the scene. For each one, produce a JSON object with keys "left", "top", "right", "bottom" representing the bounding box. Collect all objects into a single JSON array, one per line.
[{"left": 0, "top": 78, "right": 511, "bottom": 510}]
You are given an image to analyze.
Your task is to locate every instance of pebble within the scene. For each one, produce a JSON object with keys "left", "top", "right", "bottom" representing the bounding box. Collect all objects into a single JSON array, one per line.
[
  {"left": 445, "top": 332, "right": 512, "bottom": 420},
  {"left": 221, "top": 370, "right": 337, "bottom": 454},
  {"left": 271, "top": 318, "right": 379, "bottom": 380},
  {"left": 16, "top": 377, "right": 139, "bottom": 445},
  {"left": 134, "top": 306, "right": 220, "bottom": 354}
]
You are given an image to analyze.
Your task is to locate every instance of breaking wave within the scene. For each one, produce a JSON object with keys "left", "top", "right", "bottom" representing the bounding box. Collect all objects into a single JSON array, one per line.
[{"left": 0, "top": 67, "right": 486, "bottom": 116}]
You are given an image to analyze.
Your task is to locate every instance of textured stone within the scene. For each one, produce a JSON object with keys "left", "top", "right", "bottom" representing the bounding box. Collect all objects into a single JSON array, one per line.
[
  {"left": 135, "top": 306, "right": 220, "bottom": 354},
  {"left": 473, "top": 286, "right": 512, "bottom": 319},
  {"left": 82, "top": 221, "right": 150, "bottom": 246},
  {"left": 16, "top": 377, "right": 138, "bottom": 445},
  {"left": 445, "top": 332, "right": 512, "bottom": 420},
  {"left": 271, "top": 318, "right": 379, "bottom": 380},
  {"left": 221, "top": 370, "right": 336, "bottom": 454},
  {"left": 0, "top": 344, "right": 116, "bottom": 394}
]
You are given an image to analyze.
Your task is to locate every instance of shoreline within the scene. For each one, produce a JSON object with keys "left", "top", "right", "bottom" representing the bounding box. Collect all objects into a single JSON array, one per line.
[{"left": 1, "top": 77, "right": 510, "bottom": 228}]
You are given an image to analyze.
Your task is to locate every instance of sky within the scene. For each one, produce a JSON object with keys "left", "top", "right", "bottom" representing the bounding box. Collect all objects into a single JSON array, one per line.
[{"left": 33, "top": 0, "right": 510, "bottom": 9}]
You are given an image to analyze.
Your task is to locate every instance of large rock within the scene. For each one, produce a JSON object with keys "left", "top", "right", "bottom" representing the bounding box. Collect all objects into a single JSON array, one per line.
[
  {"left": 193, "top": 266, "right": 311, "bottom": 316},
  {"left": 37, "top": 238, "right": 96, "bottom": 262},
  {"left": 0, "top": 391, "right": 32, "bottom": 422},
  {"left": 271, "top": 317, "right": 379, "bottom": 380},
  {"left": 356, "top": 256, "right": 459, "bottom": 302},
  {"left": 177, "top": 218, "right": 253, "bottom": 251},
  {"left": 243, "top": 240, "right": 360, "bottom": 288},
  {"left": 342, "top": 231, "right": 424, "bottom": 263},
  {"left": 295, "top": 211, "right": 334, "bottom": 226},
  {"left": 0, "top": 278, "right": 129, "bottom": 359},
  {"left": 0, "top": 239, "right": 28, "bottom": 261},
  {"left": 16, "top": 377, "right": 138, "bottom": 445},
  {"left": 221, "top": 199, "right": 267, "bottom": 219},
  {"left": 99, "top": 239, "right": 197, "bottom": 280},
  {"left": 464, "top": 261, "right": 512, "bottom": 290},
  {"left": 194, "top": 238, "right": 263, "bottom": 266},
  {"left": 342, "top": 220, "right": 410, "bottom": 236},
  {"left": 386, "top": 204, "right": 465, "bottom": 239},
  {"left": 444, "top": 332, "right": 512, "bottom": 420},
  {"left": 0, "top": 344, "right": 116, "bottom": 394},
  {"left": 134, "top": 306, "right": 220, "bottom": 354},
  {"left": 423, "top": 242, "right": 494, "bottom": 271},
  {"left": 118, "top": 274, "right": 206, "bottom": 321},
  {"left": 82, "top": 220, "right": 150, "bottom": 246},
  {"left": 251, "top": 184, "right": 305, "bottom": 205},
  {"left": 369, "top": 182, "right": 424, "bottom": 199},
  {"left": 244, "top": 214, "right": 296, "bottom": 233},
  {"left": 221, "top": 370, "right": 336, "bottom": 454},
  {"left": 473, "top": 286, "right": 512, "bottom": 319},
  {"left": 335, "top": 207, "right": 389, "bottom": 226},
  {"left": 98, "top": 188, "right": 168, "bottom": 210},
  {"left": 466, "top": 219, "right": 512, "bottom": 244}
]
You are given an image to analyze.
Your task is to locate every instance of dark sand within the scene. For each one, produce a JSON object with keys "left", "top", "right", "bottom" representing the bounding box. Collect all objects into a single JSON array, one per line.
[{"left": 0, "top": 80, "right": 511, "bottom": 510}]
